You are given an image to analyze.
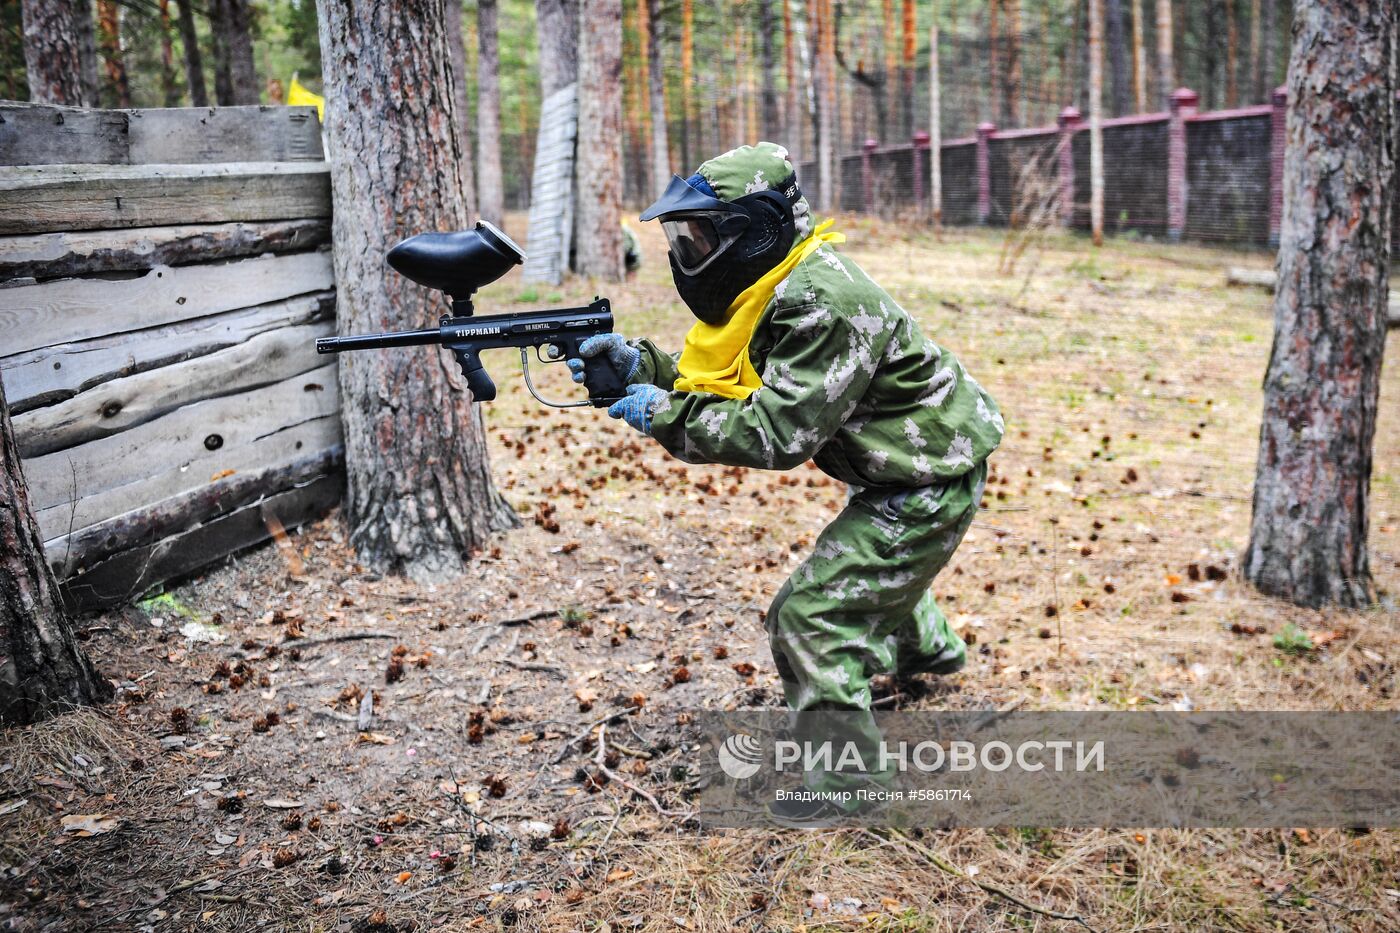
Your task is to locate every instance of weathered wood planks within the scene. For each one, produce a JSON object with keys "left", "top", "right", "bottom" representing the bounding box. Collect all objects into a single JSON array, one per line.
[
  {"left": 0, "top": 219, "right": 331, "bottom": 280},
  {"left": 0, "top": 249, "right": 334, "bottom": 357},
  {"left": 59, "top": 471, "right": 344, "bottom": 612},
  {"left": 29, "top": 363, "right": 341, "bottom": 536},
  {"left": 0, "top": 103, "right": 324, "bottom": 166},
  {"left": 44, "top": 445, "right": 343, "bottom": 579},
  {"left": 0, "top": 290, "right": 333, "bottom": 414},
  {"left": 14, "top": 320, "right": 334, "bottom": 457},
  {"left": 0, "top": 162, "right": 332, "bottom": 234}
]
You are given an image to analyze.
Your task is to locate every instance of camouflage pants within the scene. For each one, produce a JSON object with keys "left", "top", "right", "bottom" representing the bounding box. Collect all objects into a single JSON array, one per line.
[{"left": 764, "top": 460, "right": 987, "bottom": 799}]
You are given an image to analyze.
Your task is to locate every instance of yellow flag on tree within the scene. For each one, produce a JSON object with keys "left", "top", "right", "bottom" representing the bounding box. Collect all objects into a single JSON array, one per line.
[{"left": 287, "top": 77, "right": 324, "bottom": 122}]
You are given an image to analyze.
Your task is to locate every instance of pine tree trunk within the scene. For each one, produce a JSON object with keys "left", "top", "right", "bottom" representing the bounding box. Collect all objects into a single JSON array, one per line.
[
  {"left": 210, "top": 0, "right": 233, "bottom": 104},
  {"left": 883, "top": 0, "right": 897, "bottom": 142},
  {"left": 815, "top": 0, "right": 836, "bottom": 208},
  {"left": 227, "top": 0, "right": 259, "bottom": 104},
  {"left": 1088, "top": 0, "right": 1103, "bottom": 245},
  {"left": 21, "top": 0, "right": 91, "bottom": 104},
  {"left": 1156, "top": 0, "right": 1173, "bottom": 108},
  {"left": 1249, "top": 0, "right": 1262, "bottom": 100},
  {"left": 0, "top": 379, "right": 112, "bottom": 726},
  {"left": 444, "top": 1, "right": 477, "bottom": 220},
  {"left": 175, "top": 0, "right": 208, "bottom": 107},
  {"left": 1245, "top": 0, "right": 1395, "bottom": 609},
  {"left": 1261, "top": 0, "right": 1276, "bottom": 92},
  {"left": 1003, "top": 0, "right": 1020, "bottom": 126},
  {"left": 1130, "top": 0, "right": 1146, "bottom": 110},
  {"left": 314, "top": 0, "right": 517, "bottom": 583},
  {"left": 760, "top": 0, "right": 780, "bottom": 139},
  {"left": 784, "top": 0, "right": 798, "bottom": 146},
  {"left": 1226, "top": 0, "right": 1239, "bottom": 107},
  {"left": 681, "top": 0, "right": 694, "bottom": 168},
  {"left": 96, "top": 0, "right": 130, "bottom": 107},
  {"left": 988, "top": 0, "right": 1000, "bottom": 123},
  {"left": 929, "top": 9, "right": 941, "bottom": 230},
  {"left": 575, "top": 0, "right": 623, "bottom": 280},
  {"left": 647, "top": 0, "right": 670, "bottom": 191},
  {"left": 159, "top": 0, "right": 180, "bottom": 106},
  {"left": 1106, "top": 0, "right": 1128, "bottom": 116},
  {"left": 901, "top": 0, "right": 915, "bottom": 136},
  {"left": 476, "top": 0, "right": 505, "bottom": 224}
]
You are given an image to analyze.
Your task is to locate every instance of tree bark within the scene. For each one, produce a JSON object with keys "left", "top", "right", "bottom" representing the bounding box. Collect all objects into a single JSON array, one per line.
[
  {"left": 175, "top": 0, "right": 208, "bottom": 107},
  {"left": 1130, "top": 0, "right": 1146, "bottom": 111},
  {"left": 96, "top": 0, "right": 130, "bottom": 107},
  {"left": 1261, "top": 0, "right": 1277, "bottom": 92},
  {"left": 784, "top": 0, "right": 798, "bottom": 147},
  {"left": 680, "top": 0, "right": 694, "bottom": 168},
  {"left": 814, "top": 0, "right": 836, "bottom": 209},
  {"left": 476, "top": 0, "right": 504, "bottom": 224},
  {"left": 20, "top": 0, "right": 93, "bottom": 105},
  {"left": 901, "top": 0, "right": 916, "bottom": 136},
  {"left": 574, "top": 0, "right": 624, "bottom": 280},
  {"left": 1226, "top": 0, "right": 1239, "bottom": 107},
  {"left": 929, "top": 8, "right": 941, "bottom": 231},
  {"left": 0, "top": 379, "right": 112, "bottom": 726},
  {"left": 159, "top": 0, "right": 180, "bottom": 107},
  {"left": 760, "top": 0, "right": 780, "bottom": 140},
  {"left": 1249, "top": 0, "right": 1262, "bottom": 101},
  {"left": 1088, "top": 0, "right": 1103, "bottom": 245},
  {"left": 988, "top": 0, "right": 1000, "bottom": 123},
  {"left": 1245, "top": 0, "right": 1395, "bottom": 609},
  {"left": 1155, "top": 0, "right": 1173, "bottom": 108},
  {"left": 315, "top": 0, "right": 517, "bottom": 583},
  {"left": 210, "top": 0, "right": 258, "bottom": 105},
  {"left": 646, "top": 0, "right": 670, "bottom": 191},
  {"left": 1002, "top": 0, "right": 1020, "bottom": 127},
  {"left": 1106, "top": 0, "right": 1128, "bottom": 116},
  {"left": 444, "top": 0, "right": 477, "bottom": 220}
]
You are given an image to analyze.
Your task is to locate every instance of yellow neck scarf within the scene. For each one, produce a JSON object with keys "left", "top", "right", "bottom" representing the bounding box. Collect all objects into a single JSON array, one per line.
[{"left": 674, "top": 220, "right": 844, "bottom": 399}]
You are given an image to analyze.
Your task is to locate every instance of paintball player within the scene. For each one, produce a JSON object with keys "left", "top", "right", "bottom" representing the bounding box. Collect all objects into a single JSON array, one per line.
[{"left": 568, "top": 143, "right": 1004, "bottom": 824}]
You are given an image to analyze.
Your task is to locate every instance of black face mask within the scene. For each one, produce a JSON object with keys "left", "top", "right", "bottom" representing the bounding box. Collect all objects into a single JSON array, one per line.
[{"left": 665, "top": 189, "right": 798, "bottom": 325}]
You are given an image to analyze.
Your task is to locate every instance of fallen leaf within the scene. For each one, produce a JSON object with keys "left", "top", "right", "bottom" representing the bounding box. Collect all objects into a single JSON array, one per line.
[
  {"left": 264, "top": 799, "right": 304, "bottom": 810},
  {"left": 0, "top": 799, "right": 28, "bottom": 816},
  {"left": 60, "top": 813, "right": 120, "bottom": 836},
  {"left": 357, "top": 732, "right": 396, "bottom": 745},
  {"left": 605, "top": 868, "right": 634, "bottom": 883}
]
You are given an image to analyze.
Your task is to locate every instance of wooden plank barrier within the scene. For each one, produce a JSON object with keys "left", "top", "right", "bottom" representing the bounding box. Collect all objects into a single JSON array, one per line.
[{"left": 0, "top": 102, "right": 343, "bottom": 610}]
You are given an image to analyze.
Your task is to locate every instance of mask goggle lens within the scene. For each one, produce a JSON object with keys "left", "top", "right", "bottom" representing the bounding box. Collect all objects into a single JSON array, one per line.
[{"left": 661, "top": 215, "right": 723, "bottom": 271}]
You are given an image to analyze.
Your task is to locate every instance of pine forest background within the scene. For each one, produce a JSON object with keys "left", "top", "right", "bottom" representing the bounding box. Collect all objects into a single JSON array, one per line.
[{"left": 0, "top": 0, "right": 1295, "bottom": 210}]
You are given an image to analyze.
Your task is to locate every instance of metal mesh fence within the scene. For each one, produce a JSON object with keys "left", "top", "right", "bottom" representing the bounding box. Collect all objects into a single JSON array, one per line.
[{"left": 1185, "top": 113, "right": 1272, "bottom": 246}]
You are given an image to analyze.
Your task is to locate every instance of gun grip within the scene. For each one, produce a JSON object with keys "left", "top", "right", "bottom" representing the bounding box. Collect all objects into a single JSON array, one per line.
[
  {"left": 581, "top": 350, "right": 629, "bottom": 407},
  {"left": 452, "top": 348, "right": 497, "bottom": 402}
]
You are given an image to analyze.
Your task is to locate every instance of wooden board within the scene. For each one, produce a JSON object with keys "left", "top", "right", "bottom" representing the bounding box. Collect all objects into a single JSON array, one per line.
[
  {"left": 0, "top": 290, "right": 333, "bottom": 414},
  {"left": 45, "top": 445, "right": 343, "bottom": 578},
  {"left": 27, "top": 363, "right": 340, "bottom": 532},
  {"left": 0, "top": 219, "right": 330, "bottom": 280},
  {"left": 522, "top": 83, "right": 578, "bottom": 286},
  {"left": 14, "top": 320, "right": 334, "bottom": 457},
  {"left": 0, "top": 161, "right": 331, "bottom": 234},
  {"left": 59, "top": 471, "right": 343, "bottom": 613},
  {"left": 0, "top": 103, "right": 323, "bottom": 166},
  {"left": 0, "top": 249, "right": 334, "bottom": 358}
]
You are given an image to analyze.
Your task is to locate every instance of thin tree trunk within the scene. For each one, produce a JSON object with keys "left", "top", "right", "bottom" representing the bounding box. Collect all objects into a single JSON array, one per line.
[
  {"left": 211, "top": 0, "right": 258, "bottom": 105},
  {"left": 1261, "top": 0, "right": 1276, "bottom": 92},
  {"left": 1245, "top": 0, "right": 1395, "bottom": 609},
  {"left": 1003, "top": 0, "right": 1020, "bottom": 126},
  {"left": 1130, "top": 0, "right": 1146, "bottom": 111},
  {"left": 1203, "top": 0, "right": 1220, "bottom": 109},
  {"left": 1249, "top": 0, "right": 1262, "bottom": 100},
  {"left": 647, "top": 0, "right": 670, "bottom": 190},
  {"left": 1088, "top": 0, "right": 1103, "bottom": 245},
  {"left": 536, "top": 0, "right": 579, "bottom": 93},
  {"left": 175, "top": 0, "right": 208, "bottom": 107},
  {"left": 210, "top": 0, "right": 233, "bottom": 105},
  {"left": 815, "top": 0, "right": 836, "bottom": 208},
  {"left": 96, "top": 0, "right": 130, "bottom": 107},
  {"left": 989, "top": 0, "right": 1000, "bottom": 123},
  {"left": 1155, "top": 0, "right": 1172, "bottom": 108},
  {"left": 314, "top": 0, "right": 517, "bottom": 582},
  {"left": 929, "top": 7, "right": 941, "bottom": 231},
  {"left": 476, "top": 0, "right": 504, "bottom": 224},
  {"left": 760, "top": 0, "right": 779, "bottom": 138},
  {"left": 0, "top": 379, "right": 112, "bottom": 726},
  {"left": 159, "top": 0, "right": 180, "bottom": 106},
  {"left": 1226, "top": 0, "right": 1239, "bottom": 107},
  {"left": 575, "top": 0, "right": 623, "bottom": 279},
  {"left": 1106, "top": 0, "right": 1127, "bottom": 116},
  {"left": 882, "top": 0, "right": 897, "bottom": 142},
  {"left": 20, "top": 0, "right": 92, "bottom": 104},
  {"left": 681, "top": 0, "right": 694, "bottom": 168},
  {"left": 444, "top": 0, "right": 477, "bottom": 221},
  {"left": 901, "top": 0, "right": 916, "bottom": 136}
]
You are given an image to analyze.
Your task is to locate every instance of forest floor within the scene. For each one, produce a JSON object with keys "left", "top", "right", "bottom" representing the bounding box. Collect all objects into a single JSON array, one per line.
[{"left": 3, "top": 218, "right": 1399, "bottom": 932}]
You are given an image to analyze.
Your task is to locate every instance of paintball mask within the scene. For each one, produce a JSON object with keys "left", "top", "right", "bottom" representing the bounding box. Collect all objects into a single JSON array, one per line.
[{"left": 640, "top": 172, "right": 802, "bottom": 325}]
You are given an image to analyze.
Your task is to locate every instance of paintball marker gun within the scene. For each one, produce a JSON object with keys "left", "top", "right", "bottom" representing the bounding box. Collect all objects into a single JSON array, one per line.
[{"left": 315, "top": 220, "right": 629, "bottom": 408}]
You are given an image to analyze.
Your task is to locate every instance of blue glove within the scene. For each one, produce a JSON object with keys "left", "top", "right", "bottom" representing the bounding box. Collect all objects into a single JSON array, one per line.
[
  {"left": 607, "top": 383, "right": 667, "bottom": 434},
  {"left": 567, "top": 333, "right": 641, "bottom": 385}
]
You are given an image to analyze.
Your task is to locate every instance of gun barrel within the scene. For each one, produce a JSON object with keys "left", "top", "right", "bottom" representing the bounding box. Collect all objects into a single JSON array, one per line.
[{"left": 316, "top": 328, "right": 441, "bottom": 354}]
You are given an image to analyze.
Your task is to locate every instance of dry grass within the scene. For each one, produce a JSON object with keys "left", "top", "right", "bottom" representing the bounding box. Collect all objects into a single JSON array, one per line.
[{"left": 2, "top": 216, "right": 1397, "bottom": 931}]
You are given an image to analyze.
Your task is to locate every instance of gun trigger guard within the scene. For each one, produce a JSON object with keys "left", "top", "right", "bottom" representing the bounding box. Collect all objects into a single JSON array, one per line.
[{"left": 519, "top": 348, "right": 589, "bottom": 409}]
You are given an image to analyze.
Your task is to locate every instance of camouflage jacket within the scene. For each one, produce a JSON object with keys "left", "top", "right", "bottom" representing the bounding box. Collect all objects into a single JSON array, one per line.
[{"left": 629, "top": 243, "right": 1004, "bottom": 489}]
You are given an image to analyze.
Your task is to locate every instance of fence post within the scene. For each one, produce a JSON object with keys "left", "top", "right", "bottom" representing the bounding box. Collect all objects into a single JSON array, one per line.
[
  {"left": 1057, "top": 107, "right": 1082, "bottom": 228},
  {"left": 1167, "top": 87, "right": 1198, "bottom": 243},
  {"left": 862, "top": 138, "right": 878, "bottom": 214},
  {"left": 911, "top": 131, "right": 930, "bottom": 212},
  {"left": 1268, "top": 85, "right": 1287, "bottom": 248},
  {"left": 976, "top": 122, "right": 995, "bottom": 224}
]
